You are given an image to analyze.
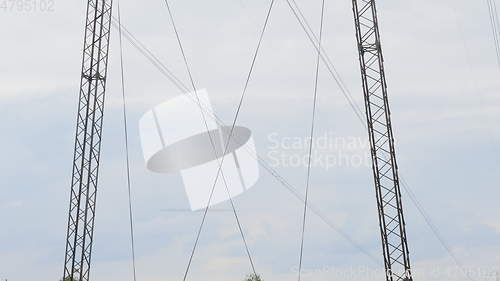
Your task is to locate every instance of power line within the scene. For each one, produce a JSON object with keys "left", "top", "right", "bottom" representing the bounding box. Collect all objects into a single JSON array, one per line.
[
  {"left": 487, "top": 0, "right": 500, "bottom": 70},
  {"left": 117, "top": 2, "right": 138, "bottom": 281},
  {"left": 285, "top": 0, "right": 366, "bottom": 125},
  {"left": 108, "top": 3, "right": 381, "bottom": 266},
  {"left": 297, "top": 0, "right": 326, "bottom": 280},
  {"left": 168, "top": 0, "right": 276, "bottom": 279},
  {"left": 286, "top": 1, "right": 476, "bottom": 278},
  {"left": 110, "top": 17, "right": 189, "bottom": 93},
  {"left": 109, "top": 1, "right": 463, "bottom": 271},
  {"left": 160, "top": 0, "right": 261, "bottom": 279}
]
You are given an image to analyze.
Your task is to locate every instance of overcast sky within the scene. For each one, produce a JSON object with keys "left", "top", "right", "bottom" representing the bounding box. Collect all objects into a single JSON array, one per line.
[{"left": 1, "top": 0, "right": 499, "bottom": 280}]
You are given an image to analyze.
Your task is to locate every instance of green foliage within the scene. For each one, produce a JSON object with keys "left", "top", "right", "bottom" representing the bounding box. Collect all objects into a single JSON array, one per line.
[{"left": 244, "top": 274, "right": 263, "bottom": 281}]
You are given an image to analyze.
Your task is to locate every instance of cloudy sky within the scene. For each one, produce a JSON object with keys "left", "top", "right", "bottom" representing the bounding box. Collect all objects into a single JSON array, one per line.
[{"left": 1, "top": 0, "right": 499, "bottom": 280}]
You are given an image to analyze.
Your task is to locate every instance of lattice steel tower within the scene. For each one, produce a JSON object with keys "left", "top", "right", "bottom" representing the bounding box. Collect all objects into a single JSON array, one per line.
[
  {"left": 63, "top": 0, "right": 113, "bottom": 280},
  {"left": 351, "top": 1, "right": 413, "bottom": 281}
]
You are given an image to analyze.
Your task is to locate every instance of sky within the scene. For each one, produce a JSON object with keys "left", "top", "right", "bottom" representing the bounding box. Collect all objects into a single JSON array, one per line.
[{"left": 0, "top": 0, "right": 499, "bottom": 280}]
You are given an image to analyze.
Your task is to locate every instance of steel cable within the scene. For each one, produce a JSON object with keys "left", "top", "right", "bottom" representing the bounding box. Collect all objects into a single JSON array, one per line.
[
  {"left": 169, "top": 0, "right": 276, "bottom": 280},
  {"left": 160, "top": 0, "right": 265, "bottom": 279},
  {"left": 109, "top": 2, "right": 381, "bottom": 266},
  {"left": 487, "top": 0, "right": 500, "bottom": 69},
  {"left": 286, "top": 1, "right": 478, "bottom": 278},
  {"left": 297, "top": 0, "right": 326, "bottom": 280},
  {"left": 110, "top": 1, "right": 466, "bottom": 273},
  {"left": 117, "top": 2, "right": 138, "bottom": 281}
]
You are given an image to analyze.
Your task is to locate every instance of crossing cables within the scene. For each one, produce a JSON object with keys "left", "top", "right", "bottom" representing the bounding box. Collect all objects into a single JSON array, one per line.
[
  {"left": 158, "top": 0, "right": 278, "bottom": 280},
  {"left": 297, "top": 0, "right": 326, "bottom": 281}
]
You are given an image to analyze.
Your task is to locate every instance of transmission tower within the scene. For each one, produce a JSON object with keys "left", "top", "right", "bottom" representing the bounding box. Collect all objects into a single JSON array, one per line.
[
  {"left": 63, "top": 0, "right": 113, "bottom": 280},
  {"left": 351, "top": 1, "right": 413, "bottom": 281}
]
